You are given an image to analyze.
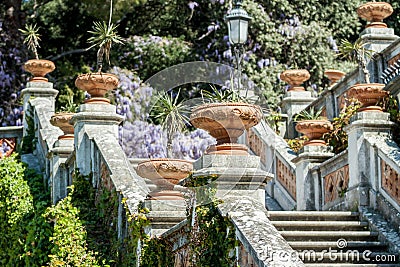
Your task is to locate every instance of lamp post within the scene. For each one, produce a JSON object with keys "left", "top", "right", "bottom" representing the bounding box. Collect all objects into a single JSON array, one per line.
[{"left": 225, "top": 0, "right": 252, "bottom": 97}]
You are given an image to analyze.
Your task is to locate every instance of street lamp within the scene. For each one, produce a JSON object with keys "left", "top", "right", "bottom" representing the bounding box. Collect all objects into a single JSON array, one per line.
[{"left": 225, "top": 0, "right": 252, "bottom": 96}]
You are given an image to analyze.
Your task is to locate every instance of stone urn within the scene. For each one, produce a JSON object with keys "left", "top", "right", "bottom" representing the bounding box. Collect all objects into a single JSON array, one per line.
[
  {"left": 324, "top": 69, "right": 346, "bottom": 86},
  {"left": 295, "top": 120, "right": 332, "bottom": 146},
  {"left": 75, "top": 73, "right": 119, "bottom": 104},
  {"left": 280, "top": 69, "right": 311, "bottom": 92},
  {"left": 23, "top": 59, "right": 56, "bottom": 82},
  {"left": 50, "top": 112, "right": 75, "bottom": 140},
  {"left": 347, "top": 83, "right": 388, "bottom": 112},
  {"left": 136, "top": 158, "right": 193, "bottom": 200},
  {"left": 357, "top": 2, "right": 393, "bottom": 28},
  {"left": 190, "top": 102, "right": 263, "bottom": 155}
]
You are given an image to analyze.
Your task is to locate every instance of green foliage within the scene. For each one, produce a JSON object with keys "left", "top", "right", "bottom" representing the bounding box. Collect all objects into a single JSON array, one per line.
[
  {"left": 188, "top": 199, "right": 237, "bottom": 266},
  {"left": 88, "top": 21, "right": 124, "bottom": 72},
  {"left": 140, "top": 236, "right": 174, "bottom": 267},
  {"left": 294, "top": 107, "right": 324, "bottom": 121},
  {"left": 58, "top": 86, "right": 79, "bottom": 112},
  {"left": 378, "top": 95, "right": 400, "bottom": 145},
  {"left": 337, "top": 38, "right": 374, "bottom": 83},
  {"left": 19, "top": 24, "right": 41, "bottom": 59},
  {"left": 266, "top": 112, "right": 283, "bottom": 135},
  {"left": 286, "top": 136, "right": 308, "bottom": 153},
  {"left": 323, "top": 98, "right": 361, "bottom": 153},
  {"left": 44, "top": 185, "right": 104, "bottom": 267},
  {"left": 20, "top": 168, "right": 53, "bottom": 266},
  {"left": 200, "top": 84, "right": 247, "bottom": 103},
  {"left": 0, "top": 154, "right": 34, "bottom": 266},
  {"left": 119, "top": 35, "right": 192, "bottom": 79},
  {"left": 151, "top": 90, "right": 190, "bottom": 156},
  {"left": 21, "top": 103, "right": 37, "bottom": 154}
]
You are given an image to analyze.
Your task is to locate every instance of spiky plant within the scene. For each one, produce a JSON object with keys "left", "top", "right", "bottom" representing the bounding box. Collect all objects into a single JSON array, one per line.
[
  {"left": 152, "top": 90, "right": 190, "bottom": 158},
  {"left": 337, "top": 39, "right": 374, "bottom": 84},
  {"left": 19, "top": 24, "right": 41, "bottom": 60},
  {"left": 87, "top": 21, "right": 124, "bottom": 73},
  {"left": 294, "top": 107, "right": 324, "bottom": 121}
]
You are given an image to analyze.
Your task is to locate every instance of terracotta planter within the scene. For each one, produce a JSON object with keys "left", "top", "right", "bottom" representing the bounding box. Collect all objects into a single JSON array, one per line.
[
  {"left": 136, "top": 158, "right": 192, "bottom": 200},
  {"left": 324, "top": 70, "right": 346, "bottom": 86},
  {"left": 75, "top": 73, "right": 119, "bottom": 104},
  {"left": 280, "top": 69, "right": 310, "bottom": 91},
  {"left": 357, "top": 2, "right": 393, "bottom": 28},
  {"left": 50, "top": 112, "right": 75, "bottom": 140},
  {"left": 295, "top": 120, "right": 332, "bottom": 146},
  {"left": 347, "top": 83, "right": 388, "bottom": 112},
  {"left": 23, "top": 59, "right": 56, "bottom": 82},
  {"left": 190, "top": 102, "right": 262, "bottom": 154}
]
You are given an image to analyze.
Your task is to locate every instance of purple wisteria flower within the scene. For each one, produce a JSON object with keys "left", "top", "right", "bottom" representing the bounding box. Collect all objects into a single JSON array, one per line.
[{"left": 188, "top": 1, "right": 199, "bottom": 10}]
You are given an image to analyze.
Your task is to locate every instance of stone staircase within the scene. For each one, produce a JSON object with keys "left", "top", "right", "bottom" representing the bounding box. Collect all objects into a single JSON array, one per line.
[{"left": 268, "top": 211, "right": 400, "bottom": 266}]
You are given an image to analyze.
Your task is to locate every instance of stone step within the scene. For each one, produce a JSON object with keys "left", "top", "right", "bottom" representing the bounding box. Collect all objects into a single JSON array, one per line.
[
  {"left": 146, "top": 211, "right": 186, "bottom": 222},
  {"left": 289, "top": 241, "right": 387, "bottom": 251},
  {"left": 272, "top": 220, "right": 368, "bottom": 231},
  {"left": 299, "top": 252, "right": 399, "bottom": 264},
  {"left": 280, "top": 231, "right": 379, "bottom": 241},
  {"left": 268, "top": 211, "right": 360, "bottom": 221}
]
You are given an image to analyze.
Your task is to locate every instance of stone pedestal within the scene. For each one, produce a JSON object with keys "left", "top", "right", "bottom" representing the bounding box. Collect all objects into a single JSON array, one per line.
[
  {"left": 48, "top": 138, "right": 74, "bottom": 203},
  {"left": 143, "top": 199, "right": 187, "bottom": 236},
  {"left": 71, "top": 103, "right": 123, "bottom": 175},
  {"left": 280, "top": 91, "right": 316, "bottom": 139},
  {"left": 293, "top": 146, "right": 334, "bottom": 210},
  {"left": 360, "top": 27, "right": 399, "bottom": 83},
  {"left": 20, "top": 82, "right": 58, "bottom": 136},
  {"left": 360, "top": 28, "right": 398, "bottom": 53},
  {"left": 192, "top": 154, "right": 273, "bottom": 205},
  {"left": 345, "top": 112, "right": 394, "bottom": 209}
]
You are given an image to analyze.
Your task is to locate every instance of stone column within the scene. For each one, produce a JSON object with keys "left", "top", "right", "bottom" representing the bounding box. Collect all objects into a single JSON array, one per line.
[
  {"left": 344, "top": 112, "right": 393, "bottom": 209},
  {"left": 193, "top": 154, "right": 273, "bottom": 206},
  {"left": 20, "top": 81, "right": 58, "bottom": 135},
  {"left": 280, "top": 91, "right": 315, "bottom": 139},
  {"left": 360, "top": 28, "right": 399, "bottom": 83},
  {"left": 48, "top": 138, "right": 74, "bottom": 203},
  {"left": 71, "top": 103, "right": 123, "bottom": 175},
  {"left": 293, "top": 146, "right": 334, "bottom": 210}
]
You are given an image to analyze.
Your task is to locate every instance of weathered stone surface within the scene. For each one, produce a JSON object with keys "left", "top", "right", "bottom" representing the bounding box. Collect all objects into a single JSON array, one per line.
[
  {"left": 218, "top": 196, "right": 304, "bottom": 267},
  {"left": 360, "top": 206, "right": 400, "bottom": 255}
]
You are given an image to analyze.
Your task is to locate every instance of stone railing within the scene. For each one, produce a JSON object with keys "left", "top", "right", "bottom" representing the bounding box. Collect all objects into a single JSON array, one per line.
[
  {"left": 310, "top": 151, "right": 349, "bottom": 210},
  {"left": 161, "top": 197, "right": 304, "bottom": 267},
  {"left": 20, "top": 81, "right": 61, "bottom": 174},
  {"left": 245, "top": 121, "right": 297, "bottom": 210}
]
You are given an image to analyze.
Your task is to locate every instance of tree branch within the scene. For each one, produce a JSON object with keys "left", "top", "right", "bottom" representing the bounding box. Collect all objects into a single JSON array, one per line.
[{"left": 47, "top": 48, "right": 89, "bottom": 61}]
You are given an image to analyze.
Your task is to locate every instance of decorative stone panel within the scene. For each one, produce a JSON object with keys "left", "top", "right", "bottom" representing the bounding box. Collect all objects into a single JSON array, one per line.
[
  {"left": 381, "top": 160, "right": 400, "bottom": 205},
  {"left": 276, "top": 158, "right": 296, "bottom": 200},
  {"left": 324, "top": 164, "right": 349, "bottom": 203},
  {"left": 247, "top": 129, "right": 266, "bottom": 165},
  {"left": 388, "top": 54, "right": 400, "bottom": 66},
  {"left": 0, "top": 138, "right": 16, "bottom": 158}
]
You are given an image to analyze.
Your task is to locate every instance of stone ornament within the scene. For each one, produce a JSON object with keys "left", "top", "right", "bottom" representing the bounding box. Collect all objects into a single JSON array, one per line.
[
  {"left": 295, "top": 120, "right": 332, "bottom": 146},
  {"left": 280, "top": 69, "right": 311, "bottom": 91},
  {"left": 190, "top": 102, "right": 263, "bottom": 146},
  {"left": 136, "top": 158, "right": 192, "bottom": 200},
  {"left": 324, "top": 69, "right": 346, "bottom": 86},
  {"left": 50, "top": 112, "right": 75, "bottom": 139},
  {"left": 23, "top": 59, "right": 56, "bottom": 82},
  {"left": 357, "top": 2, "right": 393, "bottom": 28},
  {"left": 347, "top": 83, "right": 388, "bottom": 112},
  {"left": 75, "top": 73, "right": 119, "bottom": 104}
]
